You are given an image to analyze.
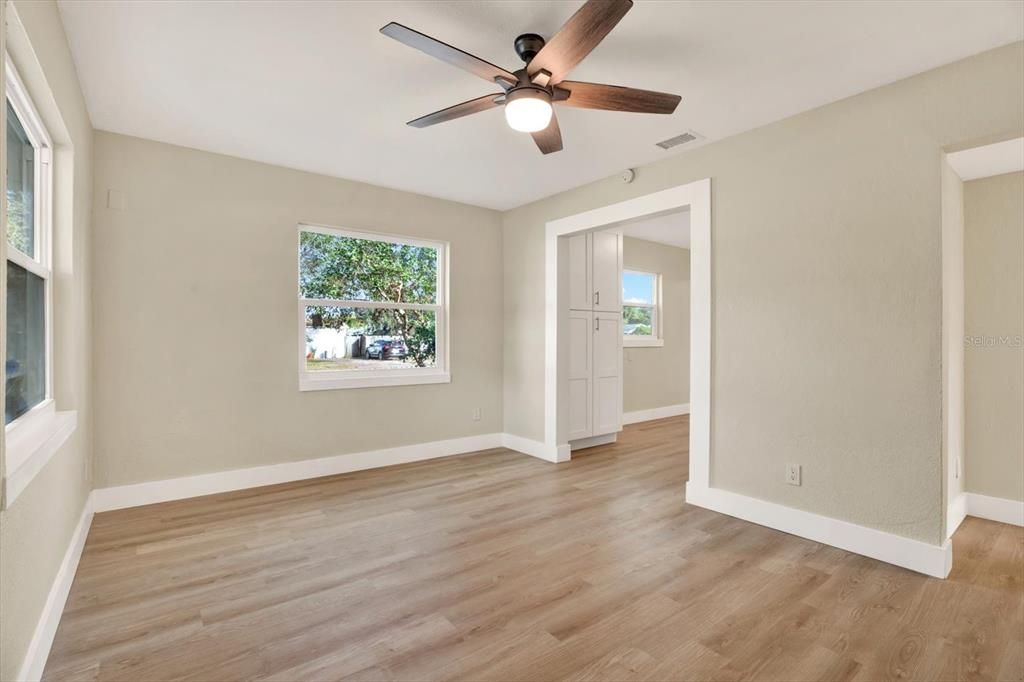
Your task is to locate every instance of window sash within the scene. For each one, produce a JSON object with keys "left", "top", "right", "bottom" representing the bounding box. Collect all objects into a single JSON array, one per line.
[
  {"left": 296, "top": 224, "right": 449, "bottom": 388},
  {"left": 624, "top": 303, "right": 658, "bottom": 338},
  {"left": 5, "top": 54, "right": 52, "bottom": 268},
  {"left": 623, "top": 269, "right": 657, "bottom": 306},
  {"left": 5, "top": 53, "right": 54, "bottom": 430},
  {"left": 298, "top": 224, "right": 442, "bottom": 306},
  {"left": 299, "top": 298, "right": 440, "bottom": 312}
]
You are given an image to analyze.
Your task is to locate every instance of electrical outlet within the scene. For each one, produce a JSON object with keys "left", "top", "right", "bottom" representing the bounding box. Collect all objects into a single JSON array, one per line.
[
  {"left": 472, "top": 408, "right": 481, "bottom": 422},
  {"left": 785, "top": 464, "right": 801, "bottom": 486}
]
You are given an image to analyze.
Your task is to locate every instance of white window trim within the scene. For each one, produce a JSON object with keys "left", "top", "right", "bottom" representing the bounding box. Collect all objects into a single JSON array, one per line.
[
  {"left": 3, "top": 54, "right": 76, "bottom": 508},
  {"left": 296, "top": 223, "right": 450, "bottom": 391},
  {"left": 623, "top": 270, "right": 663, "bottom": 347}
]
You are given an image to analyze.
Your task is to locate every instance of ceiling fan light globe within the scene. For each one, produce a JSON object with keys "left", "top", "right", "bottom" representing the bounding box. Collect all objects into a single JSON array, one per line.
[{"left": 504, "top": 91, "right": 553, "bottom": 133}]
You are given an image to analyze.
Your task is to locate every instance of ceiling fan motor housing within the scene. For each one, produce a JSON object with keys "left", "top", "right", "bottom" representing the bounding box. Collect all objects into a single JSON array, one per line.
[{"left": 514, "top": 33, "right": 546, "bottom": 62}]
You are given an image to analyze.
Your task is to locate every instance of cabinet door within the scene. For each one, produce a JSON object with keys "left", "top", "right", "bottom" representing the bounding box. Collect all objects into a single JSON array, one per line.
[
  {"left": 592, "top": 311, "right": 622, "bottom": 435},
  {"left": 567, "top": 310, "right": 593, "bottom": 441},
  {"left": 591, "top": 231, "right": 622, "bottom": 312},
  {"left": 567, "top": 233, "right": 592, "bottom": 311}
]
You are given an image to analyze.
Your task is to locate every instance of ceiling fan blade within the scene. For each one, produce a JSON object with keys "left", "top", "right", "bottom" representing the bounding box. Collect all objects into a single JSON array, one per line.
[
  {"left": 381, "top": 22, "right": 518, "bottom": 86},
  {"left": 527, "top": 0, "right": 633, "bottom": 84},
  {"left": 407, "top": 93, "right": 503, "bottom": 128},
  {"left": 531, "top": 112, "right": 563, "bottom": 154},
  {"left": 555, "top": 80, "right": 680, "bottom": 114}
]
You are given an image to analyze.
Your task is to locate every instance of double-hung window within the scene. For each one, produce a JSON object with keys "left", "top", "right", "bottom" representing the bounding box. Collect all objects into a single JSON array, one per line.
[
  {"left": 297, "top": 224, "right": 449, "bottom": 390},
  {"left": 2, "top": 55, "right": 76, "bottom": 507},
  {"left": 5, "top": 56, "right": 52, "bottom": 426},
  {"left": 622, "top": 269, "right": 663, "bottom": 347}
]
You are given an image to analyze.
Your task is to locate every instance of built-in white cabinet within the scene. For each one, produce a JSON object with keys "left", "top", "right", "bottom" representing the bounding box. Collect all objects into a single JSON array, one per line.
[
  {"left": 566, "top": 232, "right": 623, "bottom": 447},
  {"left": 568, "top": 234, "right": 592, "bottom": 311},
  {"left": 567, "top": 310, "right": 594, "bottom": 441},
  {"left": 591, "top": 231, "right": 623, "bottom": 312},
  {"left": 592, "top": 311, "right": 623, "bottom": 435},
  {"left": 568, "top": 232, "right": 622, "bottom": 312}
]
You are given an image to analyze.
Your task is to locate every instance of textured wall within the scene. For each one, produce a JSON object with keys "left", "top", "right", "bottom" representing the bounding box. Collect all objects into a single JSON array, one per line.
[
  {"left": 0, "top": 2, "right": 94, "bottom": 679},
  {"left": 964, "top": 171, "right": 1024, "bottom": 502},
  {"left": 622, "top": 237, "right": 689, "bottom": 414},
  {"left": 91, "top": 132, "right": 503, "bottom": 487},
  {"left": 502, "top": 43, "right": 1024, "bottom": 545}
]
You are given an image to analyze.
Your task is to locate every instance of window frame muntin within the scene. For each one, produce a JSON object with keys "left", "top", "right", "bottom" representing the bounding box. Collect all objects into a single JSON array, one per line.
[
  {"left": 622, "top": 269, "right": 663, "bottom": 347},
  {"left": 5, "top": 52, "right": 55, "bottom": 436},
  {"left": 296, "top": 223, "right": 450, "bottom": 391}
]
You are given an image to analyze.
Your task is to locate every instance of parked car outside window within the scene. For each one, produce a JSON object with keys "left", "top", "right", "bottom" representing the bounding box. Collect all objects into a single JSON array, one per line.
[{"left": 364, "top": 339, "right": 408, "bottom": 360}]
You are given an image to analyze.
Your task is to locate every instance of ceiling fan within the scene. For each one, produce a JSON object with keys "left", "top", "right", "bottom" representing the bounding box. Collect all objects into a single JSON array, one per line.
[{"left": 380, "top": 0, "right": 681, "bottom": 155}]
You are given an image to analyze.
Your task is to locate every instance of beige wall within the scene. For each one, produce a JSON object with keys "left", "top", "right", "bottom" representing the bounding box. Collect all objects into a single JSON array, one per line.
[
  {"left": 503, "top": 43, "right": 1024, "bottom": 545},
  {"left": 964, "top": 171, "right": 1024, "bottom": 503},
  {"left": 91, "top": 132, "right": 503, "bottom": 487},
  {"left": 623, "top": 237, "right": 689, "bottom": 413},
  {"left": 0, "top": 1, "right": 94, "bottom": 679}
]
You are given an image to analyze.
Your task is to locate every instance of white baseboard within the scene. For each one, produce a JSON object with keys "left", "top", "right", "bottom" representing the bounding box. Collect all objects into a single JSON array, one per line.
[
  {"left": 623, "top": 403, "right": 690, "bottom": 425},
  {"left": 18, "top": 492, "right": 95, "bottom": 682},
  {"left": 501, "top": 433, "right": 569, "bottom": 463},
  {"left": 947, "top": 493, "right": 967, "bottom": 538},
  {"left": 966, "top": 492, "right": 1024, "bottom": 527},
  {"left": 94, "top": 433, "right": 504, "bottom": 512},
  {"left": 685, "top": 483, "right": 952, "bottom": 578}
]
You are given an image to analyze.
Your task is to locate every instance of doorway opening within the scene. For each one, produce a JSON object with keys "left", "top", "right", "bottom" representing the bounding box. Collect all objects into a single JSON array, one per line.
[
  {"left": 542, "top": 179, "right": 711, "bottom": 492},
  {"left": 943, "top": 137, "right": 1024, "bottom": 538}
]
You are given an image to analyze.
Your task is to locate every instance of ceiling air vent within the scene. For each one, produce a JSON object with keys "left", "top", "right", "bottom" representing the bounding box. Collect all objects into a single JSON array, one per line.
[{"left": 656, "top": 130, "right": 703, "bottom": 150}]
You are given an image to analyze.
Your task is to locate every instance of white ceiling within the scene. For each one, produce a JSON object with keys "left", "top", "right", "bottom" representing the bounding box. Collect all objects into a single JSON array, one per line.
[
  {"left": 621, "top": 210, "right": 690, "bottom": 249},
  {"left": 948, "top": 138, "right": 1024, "bottom": 181},
  {"left": 57, "top": 1, "right": 1023, "bottom": 210}
]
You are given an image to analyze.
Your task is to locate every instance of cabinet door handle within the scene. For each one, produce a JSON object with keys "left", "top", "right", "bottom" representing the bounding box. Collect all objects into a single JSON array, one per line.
[
  {"left": 594, "top": 291, "right": 600, "bottom": 306},
  {"left": 595, "top": 317, "right": 600, "bottom": 331}
]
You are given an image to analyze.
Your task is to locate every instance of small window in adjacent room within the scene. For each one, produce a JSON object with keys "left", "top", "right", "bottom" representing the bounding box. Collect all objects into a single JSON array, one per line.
[
  {"left": 623, "top": 269, "right": 663, "bottom": 347},
  {"left": 297, "top": 225, "right": 449, "bottom": 390},
  {"left": 5, "top": 56, "right": 53, "bottom": 426}
]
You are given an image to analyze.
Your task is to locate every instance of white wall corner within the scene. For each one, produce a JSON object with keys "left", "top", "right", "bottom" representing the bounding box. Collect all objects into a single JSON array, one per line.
[
  {"left": 966, "top": 492, "right": 1024, "bottom": 527},
  {"left": 18, "top": 492, "right": 95, "bottom": 682},
  {"left": 685, "top": 483, "right": 952, "bottom": 579},
  {"left": 501, "top": 433, "right": 569, "bottom": 463},
  {"left": 623, "top": 403, "right": 690, "bottom": 425},
  {"left": 947, "top": 493, "right": 967, "bottom": 538}
]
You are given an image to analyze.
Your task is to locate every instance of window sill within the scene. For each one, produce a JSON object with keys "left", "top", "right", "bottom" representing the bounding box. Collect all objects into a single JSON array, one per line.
[
  {"left": 3, "top": 401, "right": 78, "bottom": 508},
  {"left": 299, "top": 370, "right": 451, "bottom": 392},
  {"left": 624, "top": 338, "right": 664, "bottom": 348}
]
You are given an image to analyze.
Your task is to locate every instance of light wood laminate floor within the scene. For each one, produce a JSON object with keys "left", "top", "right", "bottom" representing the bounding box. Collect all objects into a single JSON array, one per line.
[{"left": 44, "top": 416, "right": 1023, "bottom": 681}]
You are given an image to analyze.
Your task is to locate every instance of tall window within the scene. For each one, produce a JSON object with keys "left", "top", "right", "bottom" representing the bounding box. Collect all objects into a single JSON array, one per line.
[
  {"left": 623, "top": 269, "right": 662, "bottom": 347},
  {"left": 297, "top": 225, "right": 449, "bottom": 390},
  {"left": 5, "top": 57, "right": 52, "bottom": 425}
]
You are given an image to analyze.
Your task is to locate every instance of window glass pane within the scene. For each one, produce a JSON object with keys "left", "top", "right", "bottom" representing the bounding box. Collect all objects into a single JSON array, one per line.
[
  {"left": 305, "top": 306, "right": 437, "bottom": 371},
  {"left": 6, "top": 101, "right": 36, "bottom": 258},
  {"left": 623, "top": 305, "right": 653, "bottom": 336},
  {"left": 299, "top": 231, "right": 437, "bottom": 304},
  {"left": 6, "top": 262, "right": 45, "bottom": 423},
  {"left": 623, "top": 271, "right": 654, "bottom": 305}
]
